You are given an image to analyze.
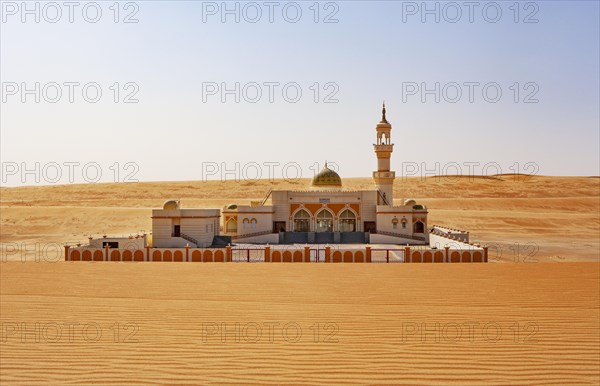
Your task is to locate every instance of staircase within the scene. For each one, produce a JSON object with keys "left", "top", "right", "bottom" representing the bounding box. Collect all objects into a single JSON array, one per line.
[
  {"left": 260, "top": 189, "right": 272, "bottom": 206},
  {"left": 377, "top": 190, "right": 390, "bottom": 205},
  {"left": 180, "top": 232, "right": 200, "bottom": 247},
  {"left": 375, "top": 230, "right": 426, "bottom": 242}
]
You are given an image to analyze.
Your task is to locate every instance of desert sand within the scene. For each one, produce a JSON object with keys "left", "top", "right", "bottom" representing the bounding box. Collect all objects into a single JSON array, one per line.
[
  {"left": 1, "top": 263, "right": 598, "bottom": 385},
  {"left": 1, "top": 176, "right": 599, "bottom": 384}
]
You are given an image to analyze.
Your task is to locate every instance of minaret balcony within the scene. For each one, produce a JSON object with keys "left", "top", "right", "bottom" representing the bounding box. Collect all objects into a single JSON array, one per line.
[
  {"left": 373, "top": 171, "right": 396, "bottom": 179},
  {"left": 373, "top": 144, "right": 394, "bottom": 152}
]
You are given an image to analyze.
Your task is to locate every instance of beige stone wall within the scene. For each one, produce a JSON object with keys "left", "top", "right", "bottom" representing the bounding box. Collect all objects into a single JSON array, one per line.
[{"left": 152, "top": 208, "right": 220, "bottom": 248}]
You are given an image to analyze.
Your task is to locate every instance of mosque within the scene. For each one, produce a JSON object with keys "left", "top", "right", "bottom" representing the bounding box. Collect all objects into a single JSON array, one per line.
[
  {"left": 149, "top": 104, "right": 430, "bottom": 248},
  {"left": 68, "top": 104, "right": 488, "bottom": 263}
]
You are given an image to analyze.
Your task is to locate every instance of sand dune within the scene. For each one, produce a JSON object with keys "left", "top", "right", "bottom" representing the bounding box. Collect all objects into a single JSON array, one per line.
[{"left": 1, "top": 262, "right": 598, "bottom": 385}]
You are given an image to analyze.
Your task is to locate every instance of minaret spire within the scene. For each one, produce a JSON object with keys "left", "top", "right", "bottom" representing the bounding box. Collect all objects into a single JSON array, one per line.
[{"left": 381, "top": 101, "right": 388, "bottom": 123}]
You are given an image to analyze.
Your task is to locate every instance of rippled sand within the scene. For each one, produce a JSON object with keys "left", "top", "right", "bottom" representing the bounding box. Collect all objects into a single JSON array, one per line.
[{"left": 1, "top": 262, "right": 598, "bottom": 385}]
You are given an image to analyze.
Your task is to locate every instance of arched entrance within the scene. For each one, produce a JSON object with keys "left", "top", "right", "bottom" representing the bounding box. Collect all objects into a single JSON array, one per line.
[
  {"left": 315, "top": 209, "right": 333, "bottom": 232},
  {"left": 293, "top": 209, "right": 310, "bottom": 232},
  {"left": 338, "top": 209, "right": 356, "bottom": 232},
  {"left": 413, "top": 220, "right": 425, "bottom": 233}
]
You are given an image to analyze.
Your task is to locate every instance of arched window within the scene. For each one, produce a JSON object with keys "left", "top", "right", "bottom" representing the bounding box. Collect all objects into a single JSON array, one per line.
[
  {"left": 315, "top": 210, "right": 333, "bottom": 232},
  {"left": 413, "top": 220, "right": 425, "bottom": 233},
  {"left": 226, "top": 218, "right": 238, "bottom": 233},
  {"left": 250, "top": 218, "right": 257, "bottom": 229},
  {"left": 293, "top": 210, "right": 310, "bottom": 232},
  {"left": 339, "top": 209, "right": 356, "bottom": 232},
  {"left": 392, "top": 218, "right": 398, "bottom": 230},
  {"left": 243, "top": 218, "right": 249, "bottom": 229},
  {"left": 401, "top": 218, "right": 407, "bottom": 229}
]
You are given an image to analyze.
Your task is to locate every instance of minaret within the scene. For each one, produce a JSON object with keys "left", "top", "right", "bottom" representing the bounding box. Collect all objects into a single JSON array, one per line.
[{"left": 373, "top": 103, "right": 395, "bottom": 206}]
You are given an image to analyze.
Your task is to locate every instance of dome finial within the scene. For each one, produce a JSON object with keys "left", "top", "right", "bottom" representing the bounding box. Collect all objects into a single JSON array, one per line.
[{"left": 381, "top": 101, "right": 388, "bottom": 123}]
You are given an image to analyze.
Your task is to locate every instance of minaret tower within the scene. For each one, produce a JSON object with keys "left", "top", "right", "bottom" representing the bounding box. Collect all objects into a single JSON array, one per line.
[{"left": 373, "top": 103, "right": 395, "bottom": 206}]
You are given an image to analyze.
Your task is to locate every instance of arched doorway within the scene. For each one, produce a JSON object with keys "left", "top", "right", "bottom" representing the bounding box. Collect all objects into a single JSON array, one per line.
[
  {"left": 293, "top": 209, "right": 310, "bottom": 232},
  {"left": 315, "top": 210, "right": 333, "bottom": 232},
  {"left": 413, "top": 220, "right": 425, "bottom": 233},
  {"left": 338, "top": 209, "right": 356, "bottom": 232}
]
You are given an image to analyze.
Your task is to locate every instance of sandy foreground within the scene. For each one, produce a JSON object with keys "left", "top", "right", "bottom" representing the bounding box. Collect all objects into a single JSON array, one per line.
[
  {"left": 1, "top": 175, "right": 599, "bottom": 262},
  {"left": 1, "top": 262, "right": 598, "bottom": 385}
]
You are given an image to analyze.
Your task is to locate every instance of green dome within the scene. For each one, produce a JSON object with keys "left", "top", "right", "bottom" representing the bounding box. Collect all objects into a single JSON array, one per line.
[{"left": 311, "top": 164, "right": 342, "bottom": 188}]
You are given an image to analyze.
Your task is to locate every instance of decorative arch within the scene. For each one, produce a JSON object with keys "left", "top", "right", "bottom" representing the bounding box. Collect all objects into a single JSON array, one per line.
[
  {"left": 473, "top": 251, "right": 483, "bottom": 263},
  {"left": 293, "top": 209, "right": 310, "bottom": 232},
  {"left": 192, "top": 250, "right": 202, "bottom": 262},
  {"left": 462, "top": 251, "right": 472, "bottom": 263},
  {"left": 339, "top": 209, "right": 357, "bottom": 232},
  {"left": 412, "top": 251, "right": 422, "bottom": 263},
  {"left": 226, "top": 218, "right": 238, "bottom": 233},
  {"left": 451, "top": 251, "right": 460, "bottom": 263},
  {"left": 242, "top": 218, "right": 250, "bottom": 229},
  {"left": 71, "top": 250, "right": 81, "bottom": 261},
  {"left": 354, "top": 251, "right": 364, "bottom": 262},
  {"left": 163, "top": 250, "right": 173, "bottom": 262},
  {"left": 293, "top": 250, "right": 303, "bottom": 262},
  {"left": 110, "top": 250, "right": 121, "bottom": 262},
  {"left": 434, "top": 251, "right": 444, "bottom": 263},
  {"left": 203, "top": 250, "right": 213, "bottom": 262},
  {"left": 174, "top": 250, "right": 184, "bottom": 262},
  {"left": 401, "top": 218, "right": 408, "bottom": 229},
  {"left": 93, "top": 250, "right": 104, "bottom": 261},
  {"left": 123, "top": 250, "right": 133, "bottom": 261},
  {"left": 315, "top": 208, "right": 334, "bottom": 233},
  {"left": 271, "top": 251, "right": 282, "bottom": 262},
  {"left": 283, "top": 250, "right": 292, "bottom": 262},
  {"left": 152, "top": 250, "right": 162, "bottom": 262},
  {"left": 82, "top": 250, "right": 92, "bottom": 261},
  {"left": 332, "top": 250, "right": 342, "bottom": 263},
  {"left": 423, "top": 251, "right": 433, "bottom": 263},
  {"left": 343, "top": 251, "right": 353, "bottom": 263},
  {"left": 214, "top": 250, "right": 225, "bottom": 262},
  {"left": 134, "top": 250, "right": 144, "bottom": 261}
]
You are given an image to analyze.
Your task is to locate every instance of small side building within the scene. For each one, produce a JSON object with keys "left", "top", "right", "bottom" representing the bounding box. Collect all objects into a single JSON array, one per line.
[{"left": 152, "top": 200, "right": 221, "bottom": 248}]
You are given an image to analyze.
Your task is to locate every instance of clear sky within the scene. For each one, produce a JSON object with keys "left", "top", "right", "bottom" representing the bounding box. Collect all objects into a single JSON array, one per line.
[{"left": 1, "top": 1, "right": 599, "bottom": 186}]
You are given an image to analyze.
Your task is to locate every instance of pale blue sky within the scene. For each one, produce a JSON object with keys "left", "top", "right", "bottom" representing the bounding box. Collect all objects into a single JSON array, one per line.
[{"left": 1, "top": 1, "right": 599, "bottom": 186}]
